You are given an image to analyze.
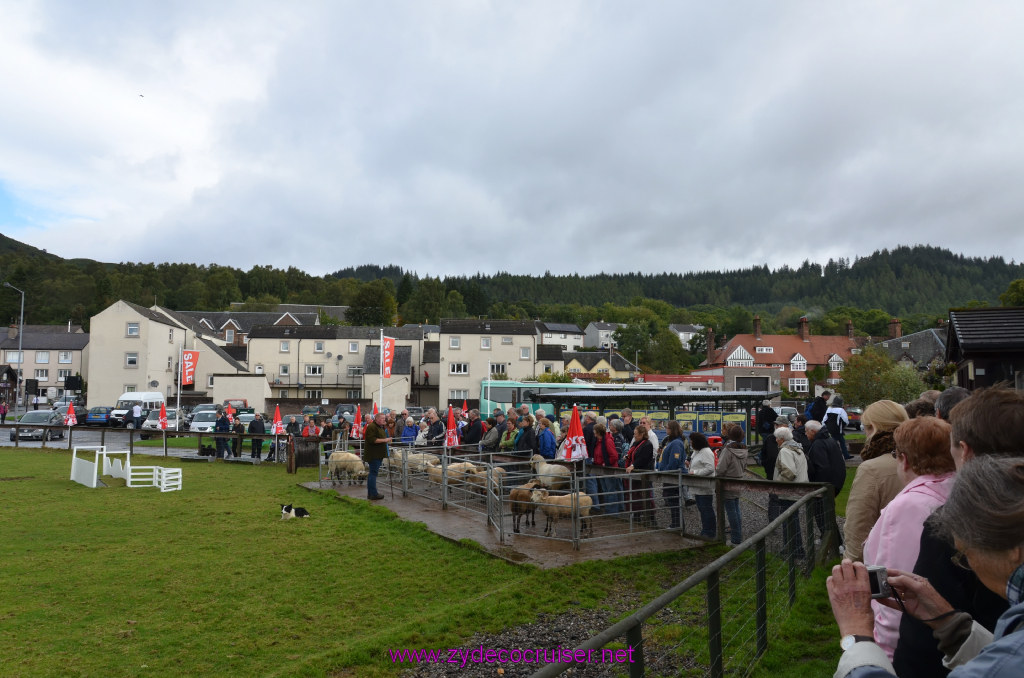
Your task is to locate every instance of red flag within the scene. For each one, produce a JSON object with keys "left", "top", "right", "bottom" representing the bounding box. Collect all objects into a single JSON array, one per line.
[
  {"left": 352, "top": 404, "right": 362, "bottom": 439},
  {"left": 372, "top": 401, "right": 379, "bottom": 416},
  {"left": 445, "top": 406, "right": 458, "bottom": 447},
  {"left": 158, "top": 402, "right": 168, "bottom": 430},
  {"left": 271, "top": 405, "right": 285, "bottom": 434},
  {"left": 462, "top": 399, "right": 468, "bottom": 418},
  {"left": 65, "top": 403, "right": 77, "bottom": 426},
  {"left": 382, "top": 336, "right": 395, "bottom": 378},
  {"left": 181, "top": 350, "right": 198, "bottom": 386},
  {"left": 563, "top": 405, "right": 587, "bottom": 460},
  {"left": 224, "top": 403, "right": 236, "bottom": 424}
]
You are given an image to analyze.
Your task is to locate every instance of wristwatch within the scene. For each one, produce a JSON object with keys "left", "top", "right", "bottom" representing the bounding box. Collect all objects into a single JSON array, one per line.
[{"left": 840, "top": 634, "right": 874, "bottom": 651}]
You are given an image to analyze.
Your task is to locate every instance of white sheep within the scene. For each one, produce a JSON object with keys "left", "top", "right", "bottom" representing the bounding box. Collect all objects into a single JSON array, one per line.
[
  {"left": 530, "top": 488, "right": 594, "bottom": 537},
  {"left": 531, "top": 455, "right": 570, "bottom": 490},
  {"left": 386, "top": 452, "right": 440, "bottom": 474},
  {"left": 509, "top": 479, "right": 542, "bottom": 533},
  {"left": 327, "top": 452, "right": 369, "bottom": 485}
]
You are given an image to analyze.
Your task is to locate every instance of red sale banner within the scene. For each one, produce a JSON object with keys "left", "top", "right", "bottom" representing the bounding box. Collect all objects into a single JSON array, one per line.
[
  {"left": 181, "top": 350, "right": 199, "bottom": 386},
  {"left": 382, "top": 336, "right": 395, "bottom": 378}
]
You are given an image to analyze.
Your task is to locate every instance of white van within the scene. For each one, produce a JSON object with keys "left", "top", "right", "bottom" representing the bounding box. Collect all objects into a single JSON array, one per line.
[{"left": 110, "top": 391, "right": 166, "bottom": 428}]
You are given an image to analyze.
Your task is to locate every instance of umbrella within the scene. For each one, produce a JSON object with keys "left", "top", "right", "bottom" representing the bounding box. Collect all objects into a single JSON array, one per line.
[
  {"left": 444, "top": 405, "right": 458, "bottom": 448},
  {"left": 65, "top": 403, "right": 77, "bottom": 427},
  {"left": 563, "top": 404, "right": 587, "bottom": 460},
  {"left": 158, "top": 402, "right": 168, "bottom": 430},
  {"left": 271, "top": 405, "right": 285, "bottom": 434}
]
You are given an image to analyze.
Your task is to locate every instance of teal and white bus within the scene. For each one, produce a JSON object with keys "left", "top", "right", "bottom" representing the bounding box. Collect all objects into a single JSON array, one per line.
[{"left": 478, "top": 379, "right": 668, "bottom": 417}]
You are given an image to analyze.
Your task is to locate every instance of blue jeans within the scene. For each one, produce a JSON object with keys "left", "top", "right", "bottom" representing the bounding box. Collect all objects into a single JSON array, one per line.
[
  {"left": 695, "top": 494, "right": 717, "bottom": 538},
  {"left": 584, "top": 462, "right": 600, "bottom": 510},
  {"left": 598, "top": 476, "right": 624, "bottom": 515},
  {"left": 724, "top": 497, "right": 742, "bottom": 544},
  {"left": 367, "top": 458, "right": 382, "bottom": 498}
]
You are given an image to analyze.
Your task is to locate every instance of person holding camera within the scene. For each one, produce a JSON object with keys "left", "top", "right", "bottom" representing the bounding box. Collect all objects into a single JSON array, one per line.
[
  {"left": 860, "top": 416, "right": 957, "bottom": 659},
  {"left": 828, "top": 455, "right": 1024, "bottom": 677}
]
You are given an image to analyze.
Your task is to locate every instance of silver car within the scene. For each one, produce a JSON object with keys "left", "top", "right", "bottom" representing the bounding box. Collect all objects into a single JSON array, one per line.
[{"left": 140, "top": 409, "right": 184, "bottom": 439}]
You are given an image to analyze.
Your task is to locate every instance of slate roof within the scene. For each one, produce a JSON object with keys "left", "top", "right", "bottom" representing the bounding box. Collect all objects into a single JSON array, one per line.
[
  {"left": 669, "top": 323, "right": 705, "bottom": 334},
  {"left": 196, "top": 336, "right": 248, "bottom": 372},
  {"left": 247, "top": 325, "right": 431, "bottom": 340},
  {"left": 363, "top": 345, "right": 413, "bottom": 376},
  {"left": 563, "top": 351, "right": 635, "bottom": 371},
  {"left": 947, "top": 308, "right": 1024, "bottom": 356},
  {"left": 587, "top": 321, "right": 624, "bottom": 331},
  {"left": 440, "top": 319, "right": 536, "bottom": 335},
  {"left": 20, "top": 324, "right": 85, "bottom": 334},
  {"left": 871, "top": 328, "right": 946, "bottom": 367},
  {"left": 176, "top": 311, "right": 318, "bottom": 333},
  {"left": 536, "top": 344, "right": 565, "bottom": 361},
  {"left": 535, "top": 321, "right": 583, "bottom": 334},
  {"left": 0, "top": 332, "right": 89, "bottom": 351},
  {"left": 123, "top": 300, "right": 179, "bottom": 327}
]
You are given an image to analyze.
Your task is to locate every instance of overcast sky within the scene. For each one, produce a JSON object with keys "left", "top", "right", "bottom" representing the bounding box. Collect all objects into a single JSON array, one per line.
[{"left": 2, "top": 1, "right": 1023, "bottom": 278}]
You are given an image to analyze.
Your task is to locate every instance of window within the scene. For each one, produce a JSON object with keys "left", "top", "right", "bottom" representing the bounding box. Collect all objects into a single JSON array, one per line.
[
  {"left": 481, "top": 337, "right": 491, "bottom": 350},
  {"left": 489, "top": 362, "right": 506, "bottom": 376},
  {"left": 544, "top": 363, "right": 553, "bottom": 373},
  {"left": 58, "top": 369, "right": 71, "bottom": 382},
  {"left": 347, "top": 365, "right": 364, "bottom": 377},
  {"left": 124, "top": 384, "right": 137, "bottom": 393},
  {"left": 560, "top": 333, "right": 567, "bottom": 339},
  {"left": 58, "top": 351, "right": 72, "bottom": 363},
  {"left": 727, "top": 358, "right": 754, "bottom": 367},
  {"left": 755, "top": 346, "right": 774, "bottom": 354},
  {"left": 501, "top": 337, "right": 513, "bottom": 345},
  {"left": 6, "top": 351, "right": 22, "bottom": 363},
  {"left": 449, "top": 363, "right": 469, "bottom": 375},
  {"left": 126, "top": 322, "right": 140, "bottom": 337},
  {"left": 597, "top": 368, "right": 609, "bottom": 374},
  {"left": 827, "top": 378, "right": 842, "bottom": 385},
  {"left": 34, "top": 369, "right": 49, "bottom": 381},
  {"left": 348, "top": 341, "right": 359, "bottom": 353},
  {"left": 280, "top": 364, "right": 290, "bottom": 377},
  {"left": 449, "top": 389, "right": 469, "bottom": 400},
  {"left": 225, "top": 329, "right": 235, "bottom": 342},
  {"left": 520, "top": 347, "right": 531, "bottom": 360},
  {"left": 207, "top": 376, "right": 214, "bottom": 388},
  {"left": 305, "top": 389, "right": 323, "bottom": 399},
  {"left": 306, "top": 364, "right": 324, "bottom": 377},
  {"left": 347, "top": 389, "right": 362, "bottom": 399},
  {"left": 791, "top": 358, "right": 807, "bottom": 371},
  {"left": 254, "top": 365, "right": 264, "bottom": 375},
  {"left": 167, "top": 357, "right": 172, "bottom": 370},
  {"left": 168, "top": 329, "right": 174, "bottom": 343},
  {"left": 788, "top": 378, "right": 809, "bottom": 393},
  {"left": 851, "top": 348, "right": 862, "bottom": 355},
  {"left": 314, "top": 341, "right": 325, "bottom": 353},
  {"left": 279, "top": 390, "right": 289, "bottom": 399},
  {"left": 544, "top": 333, "right": 552, "bottom": 339},
  {"left": 280, "top": 340, "right": 290, "bottom": 352},
  {"left": 35, "top": 351, "right": 49, "bottom": 364},
  {"left": 125, "top": 352, "right": 139, "bottom": 368},
  {"left": 569, "top": 368, "right": 581, "bottom": 374},
  {"left": 901, "top": 341, "right": 911, "bottom": 349},
  {"left": 449, "top": 336, "right": 461, "bottom": 349},
  {"left": 829, "top": 357, "right": 844, "bottom": 372}
]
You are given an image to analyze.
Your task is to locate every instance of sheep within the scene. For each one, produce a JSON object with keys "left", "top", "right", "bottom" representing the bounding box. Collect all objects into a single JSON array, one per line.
[
  {"left": 327, "top": 452, "right": 369, "bottom": 485},
  {"left": 425, "top": 463, "right": 444, "bottom": 485},
  {"left": 424, "top": 461, "right": 479, "bottom": 488},
  {"left": 530, "top": 488, "right": 594, "bottom": 537},
  {"left": 509, "top": 479, "right": 542, "bottom": 533},
  {"left": 386, "top": 452, "right": 440, "bottom": 474},
  {"left": 531, "top": 455, "right": 570, "bottom": 490}
]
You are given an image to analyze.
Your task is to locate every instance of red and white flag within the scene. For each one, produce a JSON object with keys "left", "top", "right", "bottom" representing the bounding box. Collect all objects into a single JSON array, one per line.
[
  {"left": 372, "top": 401, "right": 379, "bottom": 416},
  {"left": 462, "top": 399, "right": 468, "bottom": 418},
  {"left": 563, "top": 405, "right": 587, "bottom": 461},
  {"left": 65, "top": 403, "right": 77, "bottom": 426},
  {"left": 351, "top": 404, "right": 362, "bottom": 439},
  {"left": 224, "top": 404, "right": 236, "bottom": 424},
  {"left": 158, "top": 402, "right": 168, "bottom": 430},
  {"left": 445, "top": 406, "right": 458, "bottom": 447},
  {"left": 181, "top": 350, "right": 199, "bottom": 386},
  {"left": 271, "top": 405, "right": 285, "bottom": 435},
  {"left": 382, "top": 336, "right": 395, "bottom": 378}
]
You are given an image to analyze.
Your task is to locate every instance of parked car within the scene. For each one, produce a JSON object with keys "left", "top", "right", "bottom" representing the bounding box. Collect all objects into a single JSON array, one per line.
[
  {"left": 54, "top": 394, "right": 86, "bottom": 408},
  {"left": 140, "top": 408, "right": 184, "bottom": 438},
  {"left": 84, "top": 406, "right": 113, "bottom": 426},
  {"left": 189, "top": 410, "right": 219, "bottom": 433},
  {"left": 847, "top": 407, "right": 863, "bottom": 430},
  {"left": 186, "top": 403, "right": 219, "bottom": 427},
  {"left": 331, "top": 403, "right": 357, "bottom": 427},
  {"left": 9, "top": 410, "right": 65, "bottom": 441}
]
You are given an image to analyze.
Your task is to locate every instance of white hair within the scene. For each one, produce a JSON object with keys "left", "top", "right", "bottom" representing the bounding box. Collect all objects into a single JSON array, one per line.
[{"left": 805, "top": 420, "right": 823, "bottom": 434}]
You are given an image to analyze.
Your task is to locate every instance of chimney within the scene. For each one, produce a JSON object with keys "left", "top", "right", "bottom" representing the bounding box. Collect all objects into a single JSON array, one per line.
[
  {"left": 753, "top": 315, "right": 762, "bottom": 339},
  {"left": 798, "top": 316, "right": 810, "bottom": 341},
  {"left": 846, "top": 319, "right": 854, "bottom": 339},
  {"left": 705, "top": 326, "right": 716, "bottom": 363},
  {"left": 888, "top": 318, "right": 902, "bottom": 339}
]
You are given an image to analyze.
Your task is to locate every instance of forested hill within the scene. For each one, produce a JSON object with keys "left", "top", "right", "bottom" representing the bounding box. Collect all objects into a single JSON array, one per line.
[{"left": 335, "top": 246, "right": 1023, "bottom": 316}]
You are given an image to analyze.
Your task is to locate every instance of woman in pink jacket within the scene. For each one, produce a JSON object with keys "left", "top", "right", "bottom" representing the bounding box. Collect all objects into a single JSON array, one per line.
[{"left": 861, "top": 416, "right": 957, "bottom": 659}]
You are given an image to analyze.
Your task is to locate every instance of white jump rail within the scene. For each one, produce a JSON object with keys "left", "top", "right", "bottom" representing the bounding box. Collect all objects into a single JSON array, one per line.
[{"left": 70, "top": 446, "right": 182, "bottom": 492}]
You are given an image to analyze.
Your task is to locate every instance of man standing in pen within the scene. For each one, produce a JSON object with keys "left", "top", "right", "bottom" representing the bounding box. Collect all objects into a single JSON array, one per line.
[{"left": 363, "top": 411, "right": 392, "bottom": 501}]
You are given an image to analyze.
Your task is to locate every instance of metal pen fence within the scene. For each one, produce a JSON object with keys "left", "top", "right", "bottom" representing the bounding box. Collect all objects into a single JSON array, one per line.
[{"left": 530, "top": 486, "right": 837, "bottom": 678}]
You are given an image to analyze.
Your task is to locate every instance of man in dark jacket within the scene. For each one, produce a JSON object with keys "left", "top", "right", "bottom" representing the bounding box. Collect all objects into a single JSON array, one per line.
[
  {"left": 214, "top": 411, "right": 231, "bottom": 459},
  {"left": 426, "top": 408, "right": 446, "bottom": 444},
  {"left": 807, "top": 390, "right": 830, "bottom": 423},
  {"left": 248, "top": 412, "right": 266, "bottom": 460},
  {"left": 461, "top": 409, "right": 483, "bottom": 446},
  {"left": 757, "top": 400, "right": 778, "bottom": 438},
  {"left": 805, "top": 419, "right": 845, "bottom": 546},
  {"left": 792, "top": 414, "right": 811, "bottom": 452}
]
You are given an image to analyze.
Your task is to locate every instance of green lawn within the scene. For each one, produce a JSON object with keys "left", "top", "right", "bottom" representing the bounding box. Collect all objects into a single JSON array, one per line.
[{"left": 0, "top": 447, "right": 845, "bottom": 676}]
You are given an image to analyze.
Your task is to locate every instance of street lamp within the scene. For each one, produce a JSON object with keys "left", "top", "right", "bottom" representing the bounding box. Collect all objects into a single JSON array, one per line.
[{"left": 3, "top": 282, "right": 24, "bottom": 414}]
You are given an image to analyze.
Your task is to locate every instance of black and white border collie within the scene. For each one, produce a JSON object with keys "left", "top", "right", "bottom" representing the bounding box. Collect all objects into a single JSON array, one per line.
[{"left": 280, "top": 504, "right": 311, "bottom": 519}]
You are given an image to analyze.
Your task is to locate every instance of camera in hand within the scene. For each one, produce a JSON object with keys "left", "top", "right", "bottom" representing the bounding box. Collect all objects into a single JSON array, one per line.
[{"left": 867, "top": 565, "right": 892, "bottom": 599}]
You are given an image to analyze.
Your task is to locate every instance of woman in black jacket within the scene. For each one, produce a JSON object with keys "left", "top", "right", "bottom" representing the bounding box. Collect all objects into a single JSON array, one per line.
[
  {"left": 624, "top": 424, "right": 655, "bottom": 526},
  {"left": 514, "top": 414, "right": 536, "bottom": 457}
]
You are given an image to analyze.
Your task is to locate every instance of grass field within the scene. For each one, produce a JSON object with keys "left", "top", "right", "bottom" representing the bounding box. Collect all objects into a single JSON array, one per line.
[{"left": 0, "top": 447, "right": 844, "bottom": 676}]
